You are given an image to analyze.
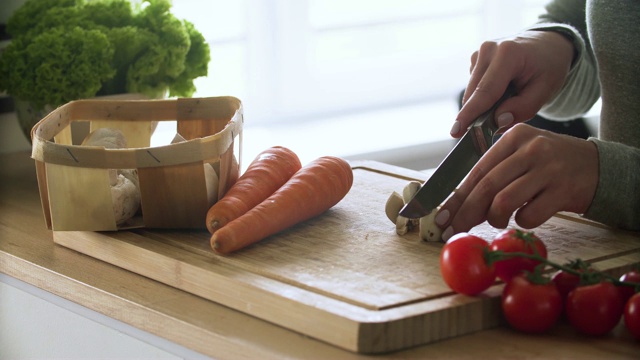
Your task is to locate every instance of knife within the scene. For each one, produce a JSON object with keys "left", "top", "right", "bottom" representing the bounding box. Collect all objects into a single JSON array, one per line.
[{"left": 399, "top": 84, "right": 517, "bottom": 219}]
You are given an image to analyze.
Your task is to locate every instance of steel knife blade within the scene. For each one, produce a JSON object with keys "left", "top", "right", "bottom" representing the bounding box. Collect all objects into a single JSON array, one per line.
[{"left": 399, "top": 84, "right": 516, "bottom": 219}]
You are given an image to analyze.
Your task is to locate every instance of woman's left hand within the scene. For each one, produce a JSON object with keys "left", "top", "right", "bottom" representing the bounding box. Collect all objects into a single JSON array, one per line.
[{"left": 435, "top": 123, "right": 599, "bottom": 241}]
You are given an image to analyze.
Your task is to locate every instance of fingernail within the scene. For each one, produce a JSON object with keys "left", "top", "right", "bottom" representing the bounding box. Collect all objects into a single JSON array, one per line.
[
  {"left": 496, "top": 112, "right": 514, "bottom": 128},
  {"left": 442, "top": 226, "right": 454, "bottom": 242},
  {"left": 435, "top": 209, "right": 450, "bottom": 227},
  {"left": 450, "top": 121, "right": 461, "bottom": 136}
]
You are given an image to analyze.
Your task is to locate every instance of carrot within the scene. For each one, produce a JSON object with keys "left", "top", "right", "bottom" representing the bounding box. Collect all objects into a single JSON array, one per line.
[
  {"left": 210, "top": 156, "right": 353, "bottom": 254},
  {"left": 206, "top": 146, "right": 302, "bottom": 234}
]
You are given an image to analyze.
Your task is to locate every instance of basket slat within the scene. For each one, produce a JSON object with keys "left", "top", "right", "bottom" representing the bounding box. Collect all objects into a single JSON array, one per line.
[
  {"left": 32, "top": 105, "right": 242, "bottom": 169},
  {"left": 177, "top": 97, "right": 240, "bottom": 120},
  {"left": 46, "top": 163, "right": 117, "bottom": 231},
  {"left": 54, "top": 124, "right": 73, "bottom": 146},
  {"left": 70, "top": 99, "right": 178, "bottom": 122},
  {"left": 34, "top": 160, "right": 52, "bottom": 230},
  {"left": 217, "top": 144, "right": 240, "bottom": 197},
  {"left": 138, "top": 162, "right": 210, "bottom": 229}
]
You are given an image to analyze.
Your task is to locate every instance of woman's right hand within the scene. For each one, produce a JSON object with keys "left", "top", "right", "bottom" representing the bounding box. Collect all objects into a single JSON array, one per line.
[{"left": 451, "top": 30, "right": 576, "bottom": 138}]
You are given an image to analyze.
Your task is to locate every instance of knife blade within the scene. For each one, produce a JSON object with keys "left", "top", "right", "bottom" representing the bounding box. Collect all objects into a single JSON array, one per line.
[{"left": 399, "top": 84, "right": 517, "bottom": 219}]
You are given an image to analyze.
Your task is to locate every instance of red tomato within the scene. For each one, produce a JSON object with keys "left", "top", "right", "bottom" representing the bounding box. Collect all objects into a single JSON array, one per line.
[
  {"left": 566, "top": 281, "right": 625, "bottom": 336},
  {"left": 551, "top": 261, "right": 595, "bottom": 301},
  {"left": 551, "top": 270, "right": 581, "bottom": 301},
  {"left": 624, "top": 293, "right": 640, "bottom": 340},
  {"left": 502, "top": 275, "right": 563, "bottom": 333},
  {"left": 440, "top": 233, "right": 496, "bottom": 296},
  {"left": 489, "top": 229, "right": 547, "bottom": 283},
  {"left": 618, "top": 270, "right": 640, "bottom": 303}
]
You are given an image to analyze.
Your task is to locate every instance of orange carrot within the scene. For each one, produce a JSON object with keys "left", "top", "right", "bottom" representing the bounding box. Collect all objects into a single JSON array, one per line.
[
  {"left": 206, "top": 146, "right": 302, "bottom": 234},
  {"left": 210, "top": 156, "right": 353, "bottom": 254}
]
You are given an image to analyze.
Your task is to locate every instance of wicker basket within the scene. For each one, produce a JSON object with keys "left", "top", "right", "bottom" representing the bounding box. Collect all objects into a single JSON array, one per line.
[{"left": 31, "top": 96, "right": 243, "bottom": 231}]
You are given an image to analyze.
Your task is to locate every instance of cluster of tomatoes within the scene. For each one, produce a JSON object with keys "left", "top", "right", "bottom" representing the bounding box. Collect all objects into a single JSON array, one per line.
[{"left": 439, "top": 229, "right": 640, "bottom": 339}]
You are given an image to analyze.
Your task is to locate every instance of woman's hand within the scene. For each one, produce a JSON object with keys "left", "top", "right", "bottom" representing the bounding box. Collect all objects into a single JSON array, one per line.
[
  {"left": 436, "top": 124, "right": 599, "bottom": 241},
  {"left": 451, "top": 30, "right": 575, "bottom": 138}
]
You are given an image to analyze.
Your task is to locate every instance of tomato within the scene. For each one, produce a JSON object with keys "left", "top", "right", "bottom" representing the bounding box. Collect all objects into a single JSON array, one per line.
[
  {"left": 502, "top": 275, "right": 562, "bottom": 333},
  {"left": 618, "top": 270, "right": 640, "bottom": 303},
  {"left": 566, "top": 281, "right": 625, "bottom": 336},
  {"left": 440, "top": 233, "right": 496, "bottom": 296},
  {"left": 551, "top": 270, "right": 581, "bottom": 301},
  {"left": 489, "top": 229, "right": 547, "bottom": 283},
  {"left": 624, "top": 293, "right": 640, "bottom": 340},
  {"left": 551, "top": 262, "right": 594, "bottom": 300}
]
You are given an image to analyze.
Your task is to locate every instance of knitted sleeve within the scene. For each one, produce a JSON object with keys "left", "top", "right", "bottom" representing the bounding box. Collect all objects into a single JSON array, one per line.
[
  {"left": 585, "top": 139, "right": 640, "bottom": 229},
  {"left": 528, "top": 0, "right": 601, "bottom": 120},
  {"left": 528, "top": 0, "right": 640, "bottom": 231}
]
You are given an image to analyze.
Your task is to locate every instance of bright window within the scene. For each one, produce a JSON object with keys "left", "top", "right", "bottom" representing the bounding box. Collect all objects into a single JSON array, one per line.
[{"left": 169, "top": 0, "right": 549, "bottom": 167}]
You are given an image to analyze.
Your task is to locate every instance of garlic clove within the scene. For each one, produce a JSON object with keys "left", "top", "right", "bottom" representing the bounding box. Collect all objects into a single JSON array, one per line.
[
  {"left": 111, "top": 174, "right": 141, "bottom": 226},
  {"left": 204, "top": 163, "right": 219, "bottom": 206},
  {"left": 396, "top": 215, "right": 411, "bottom": 235},
  {"left": 385, "top": 191, "right": 404, "bottom": 224},
  {"left": 419, "top": 208, "right": 443, "bottom": 242},
  {"left": 402, "top": 181, "right": 422, "bottom": 204},
  {"left": 81, "top": 128, "right": 127, "bottom": 149},
  {"left": 118, "top": 168, "right": 139, "bottom": 189}
]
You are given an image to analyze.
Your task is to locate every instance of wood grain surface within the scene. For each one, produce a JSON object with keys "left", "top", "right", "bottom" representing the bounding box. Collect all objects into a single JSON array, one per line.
[
  {"left": 2, "top": 151, "right": 640, "bottom": 359},
  {"left": 51, "top": 161, "right": 640, "bottom": 354}
]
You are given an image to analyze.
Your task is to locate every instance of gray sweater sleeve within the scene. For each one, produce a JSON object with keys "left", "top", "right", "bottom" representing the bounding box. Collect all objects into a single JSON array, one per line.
[
  {"left": 524, "top": 0, "right": 640, "bottom": 231},
  {"left": 586, "top": 139, "right": 640, "bottom": 229},
  {"left": 530, "top": 0, "right": 601, "bottom": 120}
]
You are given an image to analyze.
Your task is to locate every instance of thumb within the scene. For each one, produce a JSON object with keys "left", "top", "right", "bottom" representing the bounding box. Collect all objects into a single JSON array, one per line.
[{"left": 494, "top": 81, "right": 555, "bottom": 128}]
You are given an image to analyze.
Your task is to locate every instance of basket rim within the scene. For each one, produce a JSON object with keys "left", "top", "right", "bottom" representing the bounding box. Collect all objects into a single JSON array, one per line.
[{"left": 31, "top": 96, "right": 243, "bottom": 169}]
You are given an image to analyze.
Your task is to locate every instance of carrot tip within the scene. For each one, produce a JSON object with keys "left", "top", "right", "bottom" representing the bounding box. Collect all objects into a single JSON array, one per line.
[
  {"left": 212, "top": 241, "right": 226, "bottom": 255},
  {"left": 211, "top": 236, "right": 221, "bottom": 250}
]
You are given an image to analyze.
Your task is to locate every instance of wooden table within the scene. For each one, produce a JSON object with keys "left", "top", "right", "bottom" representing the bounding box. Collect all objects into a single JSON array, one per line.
[{"left": 1, "top": 151, "right": 639, "bottom": 359}]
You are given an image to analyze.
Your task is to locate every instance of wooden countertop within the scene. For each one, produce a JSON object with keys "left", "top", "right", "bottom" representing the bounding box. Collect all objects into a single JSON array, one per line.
[{"left": 1, "top": 151, "right": 639, "bottom": 359}]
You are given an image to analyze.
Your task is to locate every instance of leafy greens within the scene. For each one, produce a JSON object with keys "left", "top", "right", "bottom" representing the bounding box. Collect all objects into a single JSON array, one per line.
[{"left": 0, "top": 0, "right": 210, "bottom": 109}]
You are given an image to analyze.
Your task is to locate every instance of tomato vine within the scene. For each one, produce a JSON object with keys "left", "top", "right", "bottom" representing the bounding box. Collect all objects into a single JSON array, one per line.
[{"left": 439, "top": 229, "right": 640, "bottom": 338}]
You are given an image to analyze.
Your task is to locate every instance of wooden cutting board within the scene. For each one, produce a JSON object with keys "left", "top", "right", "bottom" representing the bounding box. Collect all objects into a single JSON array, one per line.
[{"left": 52, "top": 161, "right": 640, "bottom": 354}]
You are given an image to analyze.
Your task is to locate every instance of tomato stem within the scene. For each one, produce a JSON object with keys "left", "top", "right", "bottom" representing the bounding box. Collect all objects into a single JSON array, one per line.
[{"left": 485, "top": 249, "right": 638, "bottom": 288}]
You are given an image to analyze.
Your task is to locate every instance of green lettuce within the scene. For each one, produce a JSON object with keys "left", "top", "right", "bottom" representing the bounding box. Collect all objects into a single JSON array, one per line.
[{"left": 0, "top": 0, "right": 210, "bottom": 109}]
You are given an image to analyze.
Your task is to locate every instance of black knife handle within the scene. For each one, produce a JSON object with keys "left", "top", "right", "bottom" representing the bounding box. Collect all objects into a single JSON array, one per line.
[{"left": 471, "top": 82, "right": 518, "bottom": 154}]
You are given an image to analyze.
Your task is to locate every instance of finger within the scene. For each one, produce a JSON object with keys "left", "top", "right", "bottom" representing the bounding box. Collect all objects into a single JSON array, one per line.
[
  {"left": 455, "top": 74, "right": 516, "bottom": 138},
  {"left": 453, "top": 44, "right": 505, "bottom": 138},
  {"left": 493, "top": 78, "right": 559, "bottom": 129},
  {"left": 456, "top": 39, "right": 537, "bottom": 137},
  {"left": 514, "top": 190, "right": 562, "bottom": 229},
  {"left": 453, "top": 145, "right": 530, "bottom": 232},
  {"left": 463, "top": 43, "right": 496, "bottom": 105},
  {"left": 464, "top": 123, "right": 533, "bottom": 185},
  {"left": 436, "top": 161, "right": 492, "bottom": 238},
  {"left": 469, "top": 51, "right": 479, "bottom": 74},
  {"left": 462, "top": 51, "right": 480, "bottom": 106},
  {"left": 438, "top": 189, "right": 479, "bottom": 241},
  {"left": 485, "top": 125, "right": 563, "bottom": 228},
  {"left": 485, "top": 169, "right": 543, "bottom": 229}
]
